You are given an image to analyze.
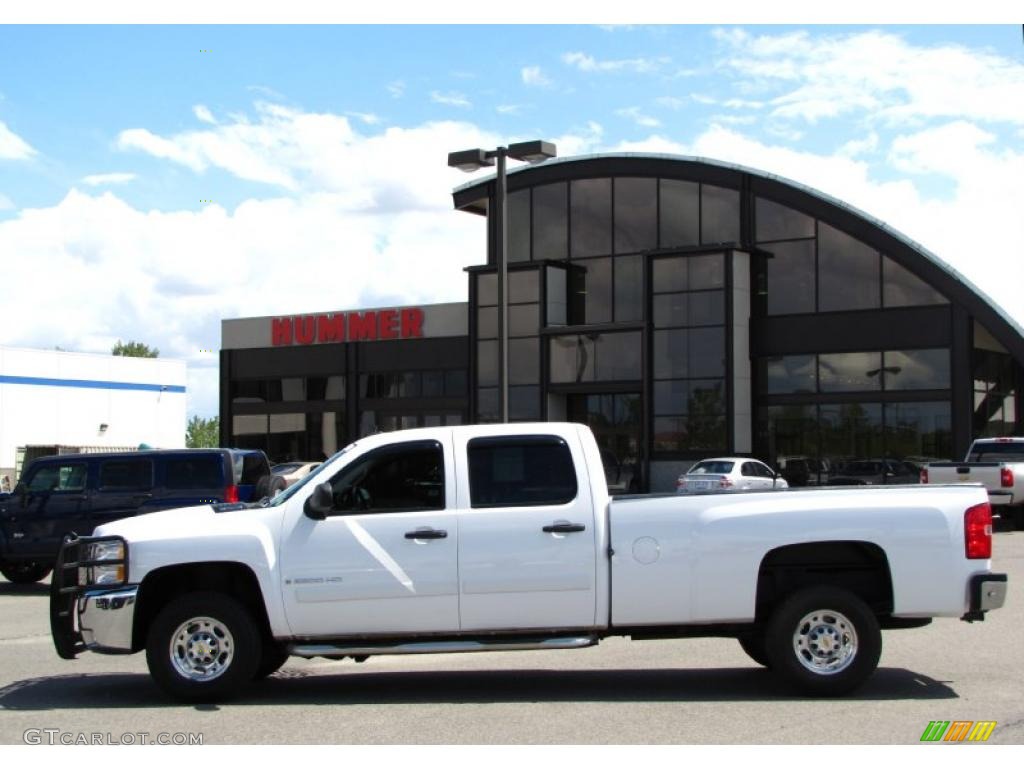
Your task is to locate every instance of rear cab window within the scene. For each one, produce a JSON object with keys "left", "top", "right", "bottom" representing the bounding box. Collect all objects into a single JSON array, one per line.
[{"left": 467, "top": 436, "right": 577, "bottom": 508}]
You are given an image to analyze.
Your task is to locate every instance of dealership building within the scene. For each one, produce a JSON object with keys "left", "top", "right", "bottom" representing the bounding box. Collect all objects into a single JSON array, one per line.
[
  {"left": 220, "top": 154, "right": 1024, "bottom": 492},
  {"left": 0, "top": 346, "right": 187, "bottom": 482}
]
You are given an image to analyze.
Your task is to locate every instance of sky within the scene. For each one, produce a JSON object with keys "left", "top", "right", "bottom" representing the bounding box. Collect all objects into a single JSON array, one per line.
[{"left": 1, "top": 23, "right": 1023, "bottom": 419}]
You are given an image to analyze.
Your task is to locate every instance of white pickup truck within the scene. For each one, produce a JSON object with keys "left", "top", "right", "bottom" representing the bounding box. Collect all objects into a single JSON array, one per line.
[
  {"left": 51, "top": 423, "right": 1007, "bottom": 702},
  {"left": 924, "top": 437, "right": 1024, "bottom": 529}
]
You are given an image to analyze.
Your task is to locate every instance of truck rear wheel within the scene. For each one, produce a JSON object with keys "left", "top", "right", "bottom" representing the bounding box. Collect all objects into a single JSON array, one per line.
[
  {"left": 765, "top": 586, "right": 881, "bottom": 697},
  {"left": 1, "top": 561, "right": 52, "bottom": 584},
  {"left": 145, "top": 591, "right": 261, "bottom": 702}
]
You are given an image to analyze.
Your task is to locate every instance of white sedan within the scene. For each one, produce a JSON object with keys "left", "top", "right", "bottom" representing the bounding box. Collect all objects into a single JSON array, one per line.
[{"left": 676, "top": 457, "right": 789, "bottom": 494}]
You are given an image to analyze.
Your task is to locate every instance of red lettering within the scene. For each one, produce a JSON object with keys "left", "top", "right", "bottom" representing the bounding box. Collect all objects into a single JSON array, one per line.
[
  {"left": 348, "top": 311, "right": 378, "bottom": 341},
  {"left": 401, "top": 308, "right": 424, "bottom": 338},
  {"left": 294, "top": 316, "right": 316, "bottom": 345},
  {"left": 317, "top": 314, "right": 346, "bottom": 343},
  {"left": 379, "top": 310, "right": 398, "bottom": 340},
  {"left": 272, "top": 317, "right": 293, "bottom": 346}
]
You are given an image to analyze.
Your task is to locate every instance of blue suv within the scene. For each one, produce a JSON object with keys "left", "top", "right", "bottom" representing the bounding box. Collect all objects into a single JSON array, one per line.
[{"left": 0, "top": 448, "right": 278, "bottom": 584}]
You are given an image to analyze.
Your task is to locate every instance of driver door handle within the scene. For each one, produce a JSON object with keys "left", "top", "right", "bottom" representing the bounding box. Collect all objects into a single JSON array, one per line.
[
  {"left": 543, "top": 522, "right": 586, "bottom": 533},
  {"left": 404, "top": 528, "right": 448, "bottom": 540}
]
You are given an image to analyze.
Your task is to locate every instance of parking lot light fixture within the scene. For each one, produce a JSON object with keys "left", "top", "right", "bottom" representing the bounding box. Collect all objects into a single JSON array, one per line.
[{"left": 447, "top": 140, "right": 557, "bottom": 423}]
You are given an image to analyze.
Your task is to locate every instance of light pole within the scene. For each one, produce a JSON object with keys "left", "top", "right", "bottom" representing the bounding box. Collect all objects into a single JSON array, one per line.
[{"left": 448, "top": 140, "right": 557, "bottom": 423}]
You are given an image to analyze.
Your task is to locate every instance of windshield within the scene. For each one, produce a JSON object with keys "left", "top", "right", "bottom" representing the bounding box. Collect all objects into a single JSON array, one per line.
[{"left": 265, "top": 441, "right": 359, "bottom": 507}]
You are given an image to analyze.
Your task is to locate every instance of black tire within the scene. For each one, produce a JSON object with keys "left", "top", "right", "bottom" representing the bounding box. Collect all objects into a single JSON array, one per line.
[
  {"left": 267, "top": 475, "right": 287, "bottom": 497},
  {"left": 1, "top": 561, "right": 53, "bottom": 584},
  {"left": 253, "top": 475, "right": 271, "bottom": 501},
  {"left": 145, "top": 591, "right": 261, "bottom": 702},
  {"left": 255, "top": 640, "right": 290, "bottom": 680},
  {"left": 1015, "top": 507, "right": 1024, "bottom": 531},
  {"left": 737, "top": 632, "right": 772, "bottom": 668},
  {"left": 765, "top": 586, "right": 881, "bottom": 697}
]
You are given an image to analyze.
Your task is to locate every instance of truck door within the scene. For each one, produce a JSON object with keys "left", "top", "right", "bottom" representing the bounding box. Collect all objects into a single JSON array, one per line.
[
  {"left": 11, "top": 460, "right": 90, "bottom": 557},
  {"left": 454, "top": 433, "right": 598, "bottom": 631},
  {"left": 279, "top": 437, "right": 460, "bottom": 636}
]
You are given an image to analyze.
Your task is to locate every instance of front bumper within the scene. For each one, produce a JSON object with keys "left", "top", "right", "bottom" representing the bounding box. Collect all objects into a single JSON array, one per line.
[
  {"left": 50, "top": 534, "right": 132, "bottom": 658},
  {"left": 961, "top": 573, "right": 1008, "bottom": 622}
]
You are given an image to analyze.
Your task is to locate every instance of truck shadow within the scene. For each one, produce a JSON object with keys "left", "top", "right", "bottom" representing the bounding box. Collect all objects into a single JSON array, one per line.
[{"left": 0, "top": 666, "right": 958, "bottom": 710}]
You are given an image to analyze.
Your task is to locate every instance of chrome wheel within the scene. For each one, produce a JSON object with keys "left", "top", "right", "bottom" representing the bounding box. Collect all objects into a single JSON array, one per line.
[
  {"left": 792, "top": 608, "right": 858, "bottom": 675},
  {"left": 169, "top": 616, "right": 235, "bottom": 682}
]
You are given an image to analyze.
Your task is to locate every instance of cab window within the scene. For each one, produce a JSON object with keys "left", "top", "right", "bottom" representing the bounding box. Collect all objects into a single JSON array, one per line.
[
  {"left": 467, "top": 436, "right": 578, "bottom": 508},
  {"left": 327, "top": 440, "right": 444, "bottom": 514}
]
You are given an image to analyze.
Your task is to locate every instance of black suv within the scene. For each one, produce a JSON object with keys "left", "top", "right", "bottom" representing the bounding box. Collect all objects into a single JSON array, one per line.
[{"left": 0, "top": 448, "right": 279, "bottom": 584}]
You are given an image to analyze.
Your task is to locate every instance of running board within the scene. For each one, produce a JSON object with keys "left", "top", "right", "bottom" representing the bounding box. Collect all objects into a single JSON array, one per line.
[{"left": 289, "top": 635, "right": 598, "bottom": 658}]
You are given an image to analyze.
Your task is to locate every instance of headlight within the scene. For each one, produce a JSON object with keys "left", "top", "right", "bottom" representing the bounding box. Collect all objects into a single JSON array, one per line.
[{"left": 79, "top": 539, "right": 127, "bottom": 586}]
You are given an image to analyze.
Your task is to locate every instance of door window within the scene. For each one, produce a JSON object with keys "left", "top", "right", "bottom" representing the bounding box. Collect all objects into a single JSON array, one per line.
[
  {"left": 99, "top": 460, "right": 154, "bottom": 491},
  {"left": 467, "top": 436, "right": 577, "bottom": 508},
  {"left": 327, "top": 440, "right": 444, "bottom": 514},
  {"left": 26, "top": 463, "right": 87, "bottom": 492}
]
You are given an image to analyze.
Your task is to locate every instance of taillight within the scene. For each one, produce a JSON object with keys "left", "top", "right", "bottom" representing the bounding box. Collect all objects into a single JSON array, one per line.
[
  {"left": 224, "top": 485, "right": 239, "bottom": 503},
  {"left": 1001, "top": 467, "right": 1013, "bottom": 488},
  {"left": 965, "top": 502, "right": 992, "bottom": 559},
  {"left": 920, "top": 468, "right": 929, "bottom": 484},
  {"left": 719, "top": 477, "right": 733, "bottom": 488}
]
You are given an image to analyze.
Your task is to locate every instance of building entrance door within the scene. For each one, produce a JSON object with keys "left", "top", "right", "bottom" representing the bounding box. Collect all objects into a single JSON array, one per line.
[{"left": 566, "top": 393, "right": 643, "bottom": 493}]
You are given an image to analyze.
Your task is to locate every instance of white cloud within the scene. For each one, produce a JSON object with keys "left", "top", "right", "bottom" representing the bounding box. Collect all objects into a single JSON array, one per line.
[
  {"left": 715, "top": 28, "right": 1024, "bottom": 127},
  {"left": 387, "top": 80, "right": 405, "bottom": 98},
  {"left": 655, "top": 96, "right": 686, "bottom": 110},
  {"left": 839, "top": 132, "right": 880, "bottom": 158},
  {"left": 0, "top": 107, "right": 608, "bottom": 416},
  {"left": 562, "top": 51, "right": 667, "bottom": 74},
  {"left": 346, "top": 111, "right": 382, "bottom": 125},
  {"left": 193, "top": 105, "right": 217, "bottom": 125},
  {"left": 0, "top": 193, "right": 13, "bottom": 210},
  {"left": 521, "top": 66, "right": 551, "bottom": 87},
  {"left": 81, "top": 172, "right": 137, "bottom": 187},
  {"left": 430, "top": 91, "right": 471, "bottom": 108},
  {"left": 496, "top": 104, "right": 524, "bottom": 116},
  {"left": 616, "top": 107, "right": 661, "bottom": 128},
  {"left": 0, "top": 120, "right": 35, "bottom": 160}
]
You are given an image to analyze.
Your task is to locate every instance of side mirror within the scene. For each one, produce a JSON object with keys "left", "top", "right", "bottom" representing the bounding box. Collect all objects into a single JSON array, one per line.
[{"left": 304, "top": 482, "right": 333, "bottom": 521}]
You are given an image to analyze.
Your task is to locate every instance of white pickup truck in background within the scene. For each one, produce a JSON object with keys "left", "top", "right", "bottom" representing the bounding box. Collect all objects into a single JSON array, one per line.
[
  {"left": 51, "top": 423, "right": 1008, "bottom": 702},
  {"left": 924, "top": 437, "right": 1024, "bottom": 529}
]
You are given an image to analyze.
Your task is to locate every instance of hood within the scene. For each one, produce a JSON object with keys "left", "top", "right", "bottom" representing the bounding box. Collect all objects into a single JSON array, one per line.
[{"left": 93, "top": 504, "right": 216, "bottom": 540}]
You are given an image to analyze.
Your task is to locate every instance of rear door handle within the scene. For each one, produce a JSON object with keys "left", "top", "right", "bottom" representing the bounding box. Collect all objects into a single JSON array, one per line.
[
  {"left": 543, "top": 522, "right": 586, "bottom": 534},
  {"left": 404, "top": 528, "right": 448, "bottom": 540}
]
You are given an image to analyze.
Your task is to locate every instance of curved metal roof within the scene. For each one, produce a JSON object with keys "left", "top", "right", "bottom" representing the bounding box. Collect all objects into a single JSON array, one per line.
[{"left": 452, "top": 152, "right": 1024, "bottom": 360}]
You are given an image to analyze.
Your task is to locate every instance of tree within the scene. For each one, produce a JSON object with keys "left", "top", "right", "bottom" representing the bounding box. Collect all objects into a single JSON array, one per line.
[
  {"left": 186, "top": 415, "right": 220, "bottom": 448},
  {"left": 112, "top": 340, "right": 159, "bottom": 358}
]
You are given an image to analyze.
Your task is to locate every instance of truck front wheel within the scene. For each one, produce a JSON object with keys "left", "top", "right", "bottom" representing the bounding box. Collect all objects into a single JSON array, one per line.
[
  {"left": 145, "top": 592, "right": 261, "bottom": 702},
  {"left": 765, "top": 586, "right": 881, "bottom": 697}
]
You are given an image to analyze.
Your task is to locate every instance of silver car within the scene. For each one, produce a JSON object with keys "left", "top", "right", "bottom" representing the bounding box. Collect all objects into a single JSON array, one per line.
[{"left": 676, "top": 457, "right": 789, "bottom": 493}]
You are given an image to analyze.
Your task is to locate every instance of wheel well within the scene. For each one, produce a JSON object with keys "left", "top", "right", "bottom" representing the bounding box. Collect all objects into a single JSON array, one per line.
[
  {"left": 755, "top": 541, "right": 893, "bottom": 622},
  {"left": 132, "top": 562, "right": 272, "bottom": 651}
]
